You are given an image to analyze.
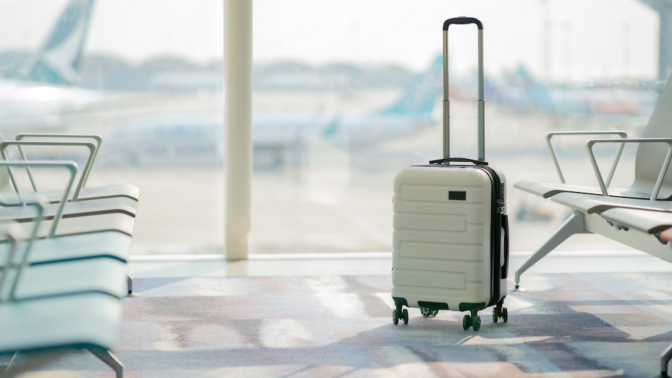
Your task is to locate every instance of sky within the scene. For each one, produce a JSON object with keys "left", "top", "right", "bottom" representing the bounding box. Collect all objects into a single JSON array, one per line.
[{"left": 0, "top": 0, "right": 660, "bottom": 82}]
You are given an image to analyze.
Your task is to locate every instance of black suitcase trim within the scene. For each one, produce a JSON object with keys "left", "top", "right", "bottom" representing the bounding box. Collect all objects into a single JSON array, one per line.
[
  {"left": 418, "top": 301, "right": 450, "bottom": 310},
  {"left": 392, "top": 297, "right": 408, "bottom": 308},
  {"left": 478, "top": 165, "right": 505, "bottom": 308}
]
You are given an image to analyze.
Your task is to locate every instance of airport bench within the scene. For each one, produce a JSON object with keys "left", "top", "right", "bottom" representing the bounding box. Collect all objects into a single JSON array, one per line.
[
  {"left": 514, "top": 73, "right": 672, "bottom": 375},
  {"left": 0, "top": 133, "right": 139, "bottom": 203},
  {"left": 0, "top": 158, "right": 137, "bottom": 292},
  {"left": 0, "top": 135, "right": 139, "bottom": 232},
  {"left": 0, "top": 198, "right": 131, "bottom": 377}
]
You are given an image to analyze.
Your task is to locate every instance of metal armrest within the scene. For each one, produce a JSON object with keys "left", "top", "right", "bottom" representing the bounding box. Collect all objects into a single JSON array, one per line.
[
  {"left": 0, "top": 198, "right": 46, "bottom": 302},
  {"left": 0, "top": 226, "right": 19, "bottom": 303},
  {"left": 0, "top": 141, "right": 94, "bottom": 201},
  {"left": 586, "top": 138, "right": 672, "bottom": 200},
  {"left": 0, "top": 161, "right": 77, "bottom": 238},
  {"left": 546, "top": 131, "right": 627, "bottom": 185},
  {"left": 15, "top": 134, "right": 102, "bottom": 188}
]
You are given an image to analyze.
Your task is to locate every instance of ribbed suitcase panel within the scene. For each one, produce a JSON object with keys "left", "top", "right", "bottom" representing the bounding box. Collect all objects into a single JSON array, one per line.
[
  {"left": 393, "top": 226, "right": 484, "bottom": 248},
  {"left": 393, "top": 199, "right": 486, "bottom": 222},
  {"left": 399, "top": 185, "right": 485, "bottom": 203},
  {"left": 394, "top": 258, "right": 484, "bottom": 280},
  {"left": 394, "top": 214, "right": 466, "bottom": 232},
  {"left": 394, "top": 167, "right": 485, "bottom": 189},
  {"left": 392, "top": 167, "right": 492, "bottom": 307},
  {"left": 393, "top": 269, "right": 465, "bottom": 290},
  {"left": 399, "top": 241, "right": 483, "bottom": 261},
  {"left": 391, "top": 280, "right": 485, "bottom": 307}
]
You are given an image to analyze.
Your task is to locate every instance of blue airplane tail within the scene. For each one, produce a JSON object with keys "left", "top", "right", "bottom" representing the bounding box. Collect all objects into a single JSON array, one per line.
[
  {"left": 379, "top": 56, "right": 442, "bottom": 116},
  {"left": 516, "top": 66, "right": 556, "bottom": 113},
  {"left": 22, "top": 0, "right": 95, "bottom": 85},
  {"left": 517, "top": 66, "right": 594, "bottom": 114}
]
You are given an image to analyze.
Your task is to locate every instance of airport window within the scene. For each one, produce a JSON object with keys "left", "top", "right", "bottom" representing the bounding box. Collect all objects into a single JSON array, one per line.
[{"left": 0, "top": 0, "right": 661, "bottom": 255}]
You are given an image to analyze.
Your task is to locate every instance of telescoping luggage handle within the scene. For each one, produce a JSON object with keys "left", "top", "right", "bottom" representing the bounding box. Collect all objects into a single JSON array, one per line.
[{"left": 441, "top": 17, "right": 485, "bottom": 163}]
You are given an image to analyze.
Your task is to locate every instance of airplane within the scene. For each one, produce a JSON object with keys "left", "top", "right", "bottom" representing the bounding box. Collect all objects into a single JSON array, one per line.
[
  {"left": 485, "top": 65, "right": 660, "bottom": 125},
  {"left": 0, "top": 0, "right": 443, "bottom": 168},
  {"left": 0, "top": 0, "right": 101, "bottom": 134},
  {"left": 101, "top": 57, "right": 443, "bottom": 166}
]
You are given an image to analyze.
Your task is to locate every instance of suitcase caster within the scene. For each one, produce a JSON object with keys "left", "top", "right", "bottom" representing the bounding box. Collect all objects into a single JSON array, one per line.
[
  {"left": 392, "top": 309, "right": 409, "bottom": 325},
  {"left": 421, "top": 308, "right": 438, "bottom": 318},
  {"left": 463, "top": 313, "right": 481, "bottom": 331},
  {"left": 462, "top": 315, "right": 471, "bottom": 330},
  {"left": 472, "top": 315, "right": 481, "bottom": 331},
  {"left": 493, "top": 305, "right": 509, "bottom": 324}
]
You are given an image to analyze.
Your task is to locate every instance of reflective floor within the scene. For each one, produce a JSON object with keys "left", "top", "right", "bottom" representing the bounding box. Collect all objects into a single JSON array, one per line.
[
  {"left": 6, "top": 251, "right": 672, "bottom": 377},
  {"left": 127, "top": 250, "right": 672, "bottom": 279}
]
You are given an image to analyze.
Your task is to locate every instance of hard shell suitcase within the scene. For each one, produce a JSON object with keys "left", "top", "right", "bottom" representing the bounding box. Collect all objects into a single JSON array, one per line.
[{"left": 391, "top": 17, "right": 510, "bottom": 331}]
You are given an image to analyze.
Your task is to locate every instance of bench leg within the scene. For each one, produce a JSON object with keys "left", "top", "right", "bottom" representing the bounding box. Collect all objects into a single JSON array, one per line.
[
  {"left": 662, "top": 342, "right": 672, "bottom": 376},
  {"left": 4, "top": 351, "right": 19, "bottom": 372},
  {"left": 515, "top": 211, "right": 589, "bottom": 289},
  {"left": 126, "top": 274, "right": 133, "bottom": 295},
  {"left": 87, "top": 347, "right": 123, "bottom": 378},
  {"left": 1, "top": 350, "right": 66, "bottom": 378}
]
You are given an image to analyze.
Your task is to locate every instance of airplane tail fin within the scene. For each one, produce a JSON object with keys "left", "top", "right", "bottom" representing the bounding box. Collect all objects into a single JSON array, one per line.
[
  {"left": 379, "top": 56, "right": 442, "bottom": 116},
  {"left": 22, "top": 0, "right": 95, "bottom": 85},
  {"left": 516, "top": 65, "right": 556, "bottom": 113}
]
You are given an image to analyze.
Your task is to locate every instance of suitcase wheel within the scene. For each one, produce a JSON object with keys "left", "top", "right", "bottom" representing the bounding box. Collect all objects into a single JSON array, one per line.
[
  {"left": 420, "top": 308, "right": 439, "bottom": 318},
  {"left": 392, "top": 309, "right": 409, "bottom": 325},
  {"left": 493, "top": 307, "right": 509, "bottom": 324},
  {"left": 462, "top": 315, "right": 471, "bottom": 330},
  {"left": 463, "top": 314, "right": 481, "bottom": 331},
  {"left": 472, "top": 315, "right": 481, "bottom": 331}
]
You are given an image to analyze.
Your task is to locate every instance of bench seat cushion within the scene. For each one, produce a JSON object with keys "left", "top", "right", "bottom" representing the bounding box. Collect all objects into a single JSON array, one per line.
[
  {"left": 0, "top": 196, "right": 137, "bottom": 221},
  {"left": 0, "top": 184, "right": 139, "bottom": 205},
  {"left": 1, "top": 258, "right": 127, "bottom": 300},
  {"left": 551, "top": 192, "right": 672, "bottom": 214},
  {"left": 600, "top": 207, "right": 672, "bottom": 234},
  {"left": 4, "top": 212, "right": 136, "bottom": 238},
  {"left": 0, "top": 293, "right": 120, "bottom": 353},
  {"left": 514, "top": 180, "right": 647, "bottom": 199},
  {"left": 0, "top": 232, "right": 132, "bottom": 266}
]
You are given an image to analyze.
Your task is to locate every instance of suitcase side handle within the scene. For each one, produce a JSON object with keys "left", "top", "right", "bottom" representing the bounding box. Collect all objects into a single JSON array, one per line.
[
  {"left": 429, "top": 157, "right": 488, "bottom": 166},
  {"left": 501, "top": 214, "right": 509, "bottom": 279},
  {"left": 443, "top": 17, "right": 484, "bottom": 162}
]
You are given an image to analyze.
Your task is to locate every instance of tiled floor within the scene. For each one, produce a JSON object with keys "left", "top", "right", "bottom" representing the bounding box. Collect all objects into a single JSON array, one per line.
[{"left": 5, "top": 251, "right": 672, "bottom": 377}]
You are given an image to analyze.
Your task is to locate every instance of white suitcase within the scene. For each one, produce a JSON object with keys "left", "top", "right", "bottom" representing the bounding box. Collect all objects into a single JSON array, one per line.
[{"left": 391, "top": 17, "right": 510, "bottom": 331}]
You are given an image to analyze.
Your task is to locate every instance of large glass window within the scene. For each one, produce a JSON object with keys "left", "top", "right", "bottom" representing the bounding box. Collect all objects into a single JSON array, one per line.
[{"left": 0, "top": 0, "right": 661, "bottom": 254}]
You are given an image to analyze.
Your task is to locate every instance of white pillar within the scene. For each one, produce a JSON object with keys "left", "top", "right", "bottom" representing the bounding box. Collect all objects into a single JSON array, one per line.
[{"left": 224, "top": 0, "right": 252, "bottom": 260}]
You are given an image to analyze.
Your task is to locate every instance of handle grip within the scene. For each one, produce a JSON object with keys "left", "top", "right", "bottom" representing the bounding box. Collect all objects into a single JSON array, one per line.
[
  {"left": 443, "top": 17, "right": 483, "bottom": 30},
  {"left": 429, "top": 157, "right": 488, "bottom": 166}
]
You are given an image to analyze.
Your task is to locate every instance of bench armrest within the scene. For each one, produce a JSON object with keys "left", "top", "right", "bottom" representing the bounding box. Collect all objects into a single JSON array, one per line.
[
  {"left": 0, "top": 141, "right": 94, "bottom": 201},
  {"left": 0, "top": 198, "right": 47, "bottom": 303},
  {"left": 586, "top": 138, "right": 672, "bottom": 200},
  {"left": 15, "top": 134, "right": 102, "bottom": 188},
  {"left": 0, "top": 161, "right": 77, "bottom": 239},
  {"left": 0, "top": 226, "right": 19, "bottom": 303},
  {"left": 546, "top": 131, "right": 627, "bottom": 185}
]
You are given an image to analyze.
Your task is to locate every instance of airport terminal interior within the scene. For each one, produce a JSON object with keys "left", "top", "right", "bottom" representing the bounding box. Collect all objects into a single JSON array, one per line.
[{"left": 4, "top": 0, "right": 672, "bottom": 377}]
